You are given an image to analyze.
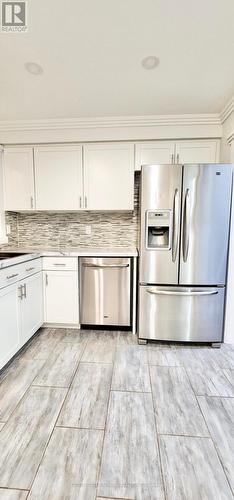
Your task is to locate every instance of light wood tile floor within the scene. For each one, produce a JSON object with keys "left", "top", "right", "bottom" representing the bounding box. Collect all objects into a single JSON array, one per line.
[{"left": 0, "top": 328, "right": 234, "bottom": 499}]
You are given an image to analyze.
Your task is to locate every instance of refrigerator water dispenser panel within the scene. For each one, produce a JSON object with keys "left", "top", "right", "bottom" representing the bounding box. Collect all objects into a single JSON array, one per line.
[{"left": 146, "top": 210, "right": 172, "bottom": 250}]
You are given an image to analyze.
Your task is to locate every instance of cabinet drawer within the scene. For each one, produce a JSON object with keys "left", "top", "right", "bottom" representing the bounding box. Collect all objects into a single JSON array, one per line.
[
  {"left": 22, "top": 258, "right": 42, "bottom": 277},
  {"left": 0, "top": 258, "right": 42, "bottom": 289},
  {"left": 42, "top": 257, "right": 78, "bottom": 271},
  {"left": 0, "top": 263, "right": 24, "bottom": 289}
]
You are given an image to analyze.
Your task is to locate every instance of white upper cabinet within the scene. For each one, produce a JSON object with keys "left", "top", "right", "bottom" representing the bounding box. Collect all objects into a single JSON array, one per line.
[
  {"left": 3, "top": 147, "right": 35, "bottom": 210},
  {"left": 34, "top": 145, "right": 83, "bottom": 210},
  {"left": 135, "top": 141, "right": 175, "bottom": 170},
  {"left": 3, "top": 140, "right": 220, "bottom": 212},
  {"left": 83, "top": 143, "right": 135, "bottom": 210},
  {"left": 175, "top": 140, "right": 220, "bottom": 164},
  {"left": 135, "top": 140, "right": 220, "bottom": 170},
  {"left": 0, "top": 149, "right": 7, "bottom": 244}
]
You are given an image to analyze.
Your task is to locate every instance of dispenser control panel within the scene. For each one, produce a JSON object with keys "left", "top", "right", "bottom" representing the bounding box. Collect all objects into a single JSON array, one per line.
[
  {"left": 146, "top": 209, "right": 172, "bottom": 250},
  {"left": 148, "top": 211, "right": 171, "bottom": 227}
]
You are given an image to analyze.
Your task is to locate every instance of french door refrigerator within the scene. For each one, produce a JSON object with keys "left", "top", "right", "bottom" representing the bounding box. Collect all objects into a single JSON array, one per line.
[{"left": 138, "top": 163, "right": 232, "bottom": 344}]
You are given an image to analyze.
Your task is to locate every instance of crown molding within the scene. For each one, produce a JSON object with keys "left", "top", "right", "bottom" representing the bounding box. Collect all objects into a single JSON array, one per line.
[
  {"left": 0, "top": 96, "right": 233, "bottom": 136},
  {"left": 227, "top": 131, "right": 234, "bottom": 144},
  {"left": 0, "top": 113, "right": 221, "bottom": 133},
  {"left": 220, "top": 96, "right": 234, "bottom": 123}
]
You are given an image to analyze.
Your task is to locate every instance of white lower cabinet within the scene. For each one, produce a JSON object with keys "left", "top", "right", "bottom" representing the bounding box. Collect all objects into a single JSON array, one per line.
[
  {"left": 0, "top": 283, "right": 21, "bottom": 370},
  {"left": 43, "top": 271, "right": 79, "bottom": 325},
  {"left": 0, "top": 271, "right": 44, "bottom": 370},
  {"left": 19, "top": 272, "right": 44, "bottom": 345}
]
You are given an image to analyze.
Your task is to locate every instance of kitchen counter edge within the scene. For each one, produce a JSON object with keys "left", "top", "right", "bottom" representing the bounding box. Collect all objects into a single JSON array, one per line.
[{"left": 0, "top": 247, "right": 138, "bottom": 269}]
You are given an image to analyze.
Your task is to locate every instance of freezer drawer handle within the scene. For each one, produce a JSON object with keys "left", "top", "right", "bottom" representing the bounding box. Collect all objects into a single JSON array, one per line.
[
  {"left": 146, "top": 289, "right": 218, "bottom": 296},
  {"left": 82, "top": 263, "right": 129, "bottom": 269},
  {"left": 172, "top": 188, "right": 179, "bottom": 263}
]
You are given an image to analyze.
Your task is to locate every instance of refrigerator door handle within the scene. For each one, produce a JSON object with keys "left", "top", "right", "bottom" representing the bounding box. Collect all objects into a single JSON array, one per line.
[
  {"left": 172, "top": 188, "right": 179, "bottom": 262},
  {"left": 146, "top": 288, "right": 218, "bottom": 296},
  {"left": 182, "top": 188, "right": 190, "bottom": 262}
]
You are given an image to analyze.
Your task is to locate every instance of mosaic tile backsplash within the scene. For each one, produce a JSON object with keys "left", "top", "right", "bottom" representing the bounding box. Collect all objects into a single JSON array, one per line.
[{"left": 5, "top": 173, "right": 140, "bottom": 249}]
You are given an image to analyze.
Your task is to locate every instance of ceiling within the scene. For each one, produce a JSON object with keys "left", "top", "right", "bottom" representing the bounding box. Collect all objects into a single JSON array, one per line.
[{"left": 0, "top": 0, "right": 234, "bottom": 120}]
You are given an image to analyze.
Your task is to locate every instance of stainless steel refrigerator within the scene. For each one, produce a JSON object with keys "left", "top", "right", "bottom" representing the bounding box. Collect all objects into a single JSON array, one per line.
[{"left": 138, "top": 163, "right": 233, "bottom": 344}]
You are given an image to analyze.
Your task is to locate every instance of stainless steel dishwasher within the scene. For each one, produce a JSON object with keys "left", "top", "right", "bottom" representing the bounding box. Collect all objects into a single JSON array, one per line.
[{"left": 79, "top": 257, "right": 131, "bottom": 327}]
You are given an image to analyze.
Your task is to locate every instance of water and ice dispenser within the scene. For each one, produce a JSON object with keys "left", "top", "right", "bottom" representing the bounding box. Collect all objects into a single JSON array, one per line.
[{"left": 146, "top": 210, "right": 172, "bottom": 250}]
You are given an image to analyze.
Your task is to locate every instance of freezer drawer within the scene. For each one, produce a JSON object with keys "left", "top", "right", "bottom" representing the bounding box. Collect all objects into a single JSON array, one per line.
[
  {"left": 138, "top": 285, "right": 225, "bottom": 342},
  {"left": 80, "top": 257, "right": 131, "bottom": 326}
]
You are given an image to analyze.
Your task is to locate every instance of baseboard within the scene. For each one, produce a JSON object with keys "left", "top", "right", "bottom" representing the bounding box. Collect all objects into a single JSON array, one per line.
[{"left": 43, "top": 323, "right": 80, "bottom": 329}]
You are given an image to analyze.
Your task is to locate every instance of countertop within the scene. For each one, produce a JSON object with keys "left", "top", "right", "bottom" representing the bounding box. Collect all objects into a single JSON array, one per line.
[{"left": 0, "top": 246, "right": 138, "bottom": 268}]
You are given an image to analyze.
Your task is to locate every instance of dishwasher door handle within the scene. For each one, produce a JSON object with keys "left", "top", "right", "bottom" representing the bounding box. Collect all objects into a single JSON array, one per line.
[{"left": 82, "top": 263, "right": 130, "bottom": 269}]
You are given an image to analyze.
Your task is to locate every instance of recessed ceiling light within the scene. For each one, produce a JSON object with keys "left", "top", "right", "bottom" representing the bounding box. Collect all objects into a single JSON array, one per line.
[
  {"left": 141, "top": 56, "right": 160, "bottom": 70},
  {"left": 24, "top": 62, "right": 43, "bottom": 75}
]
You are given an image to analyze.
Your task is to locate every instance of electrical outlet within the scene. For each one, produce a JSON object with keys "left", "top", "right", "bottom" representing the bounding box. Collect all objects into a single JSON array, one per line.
[
  {"left": 85, "top": 225, "right": 92, "bottom": 236},
  {"left": 6, "top": 224, "right": 11, "bottom": 235}
]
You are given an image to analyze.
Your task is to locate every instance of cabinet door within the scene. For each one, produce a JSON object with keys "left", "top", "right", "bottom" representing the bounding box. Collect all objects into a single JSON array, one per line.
[
  {"left": 43, "top": 271, "right": 78, "bottom": 324},
  {"left": 135, "top": 142, "right": 175, "bottom": 171},
  {"left": 0, "top": 283, "right": 20, "bottom": 369},
  {"left": 83, "top": 143, "right": 134, "bottom": 210},
  {"left": 3, "top": 147, "right": 35, "bottom": 210},
  {"left": 20, "top": 272, "right": 44, "bottom": 345},
  {"left": 175, "top": 140, "right": 220, "bottom": 164},
  {"left": 0, "top": 149, "right": 7, "bottom": 244},
  {"left": 34, "top": 146, "right": 83, "bottom": 210}
]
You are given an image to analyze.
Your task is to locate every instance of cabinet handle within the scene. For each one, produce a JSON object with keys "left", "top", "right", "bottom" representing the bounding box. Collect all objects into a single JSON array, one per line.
[
  {"left": 26, "top": 267, "right": 35, "bottom": 272},
  {"left": 171, "top": 154, "right": 174, "bottom": 164},
  {"left": 176, "top": 153, "right": 179, "bottom": 164},
  {"left": 7, "top": 273, "right": 19, "bottom": 280},
  {"left": 22, "top": 283, "right": 26, "bottom": 298},
  {"left": 18, "top": 285, "right": 23, "bottom": 300},
  {"left": 53, "top": 263, "right": 66, "bottom": 266},
  {"left": 79, "top": 196, "right": 82, "bottom": 208},
  {"left": 30, "top": 196, "right": 34, "bottom": 209},
  {"left": 85, "top": 196, "right": 87, "bottom": 209},
  {"left": 45, "top": 273, "right": 48, "bottom": 286}
]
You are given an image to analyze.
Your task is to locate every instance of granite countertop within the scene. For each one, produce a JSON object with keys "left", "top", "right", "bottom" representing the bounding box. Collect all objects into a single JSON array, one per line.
[{"left": 0, "top": 246, "right": 138, "bottom": 268}]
